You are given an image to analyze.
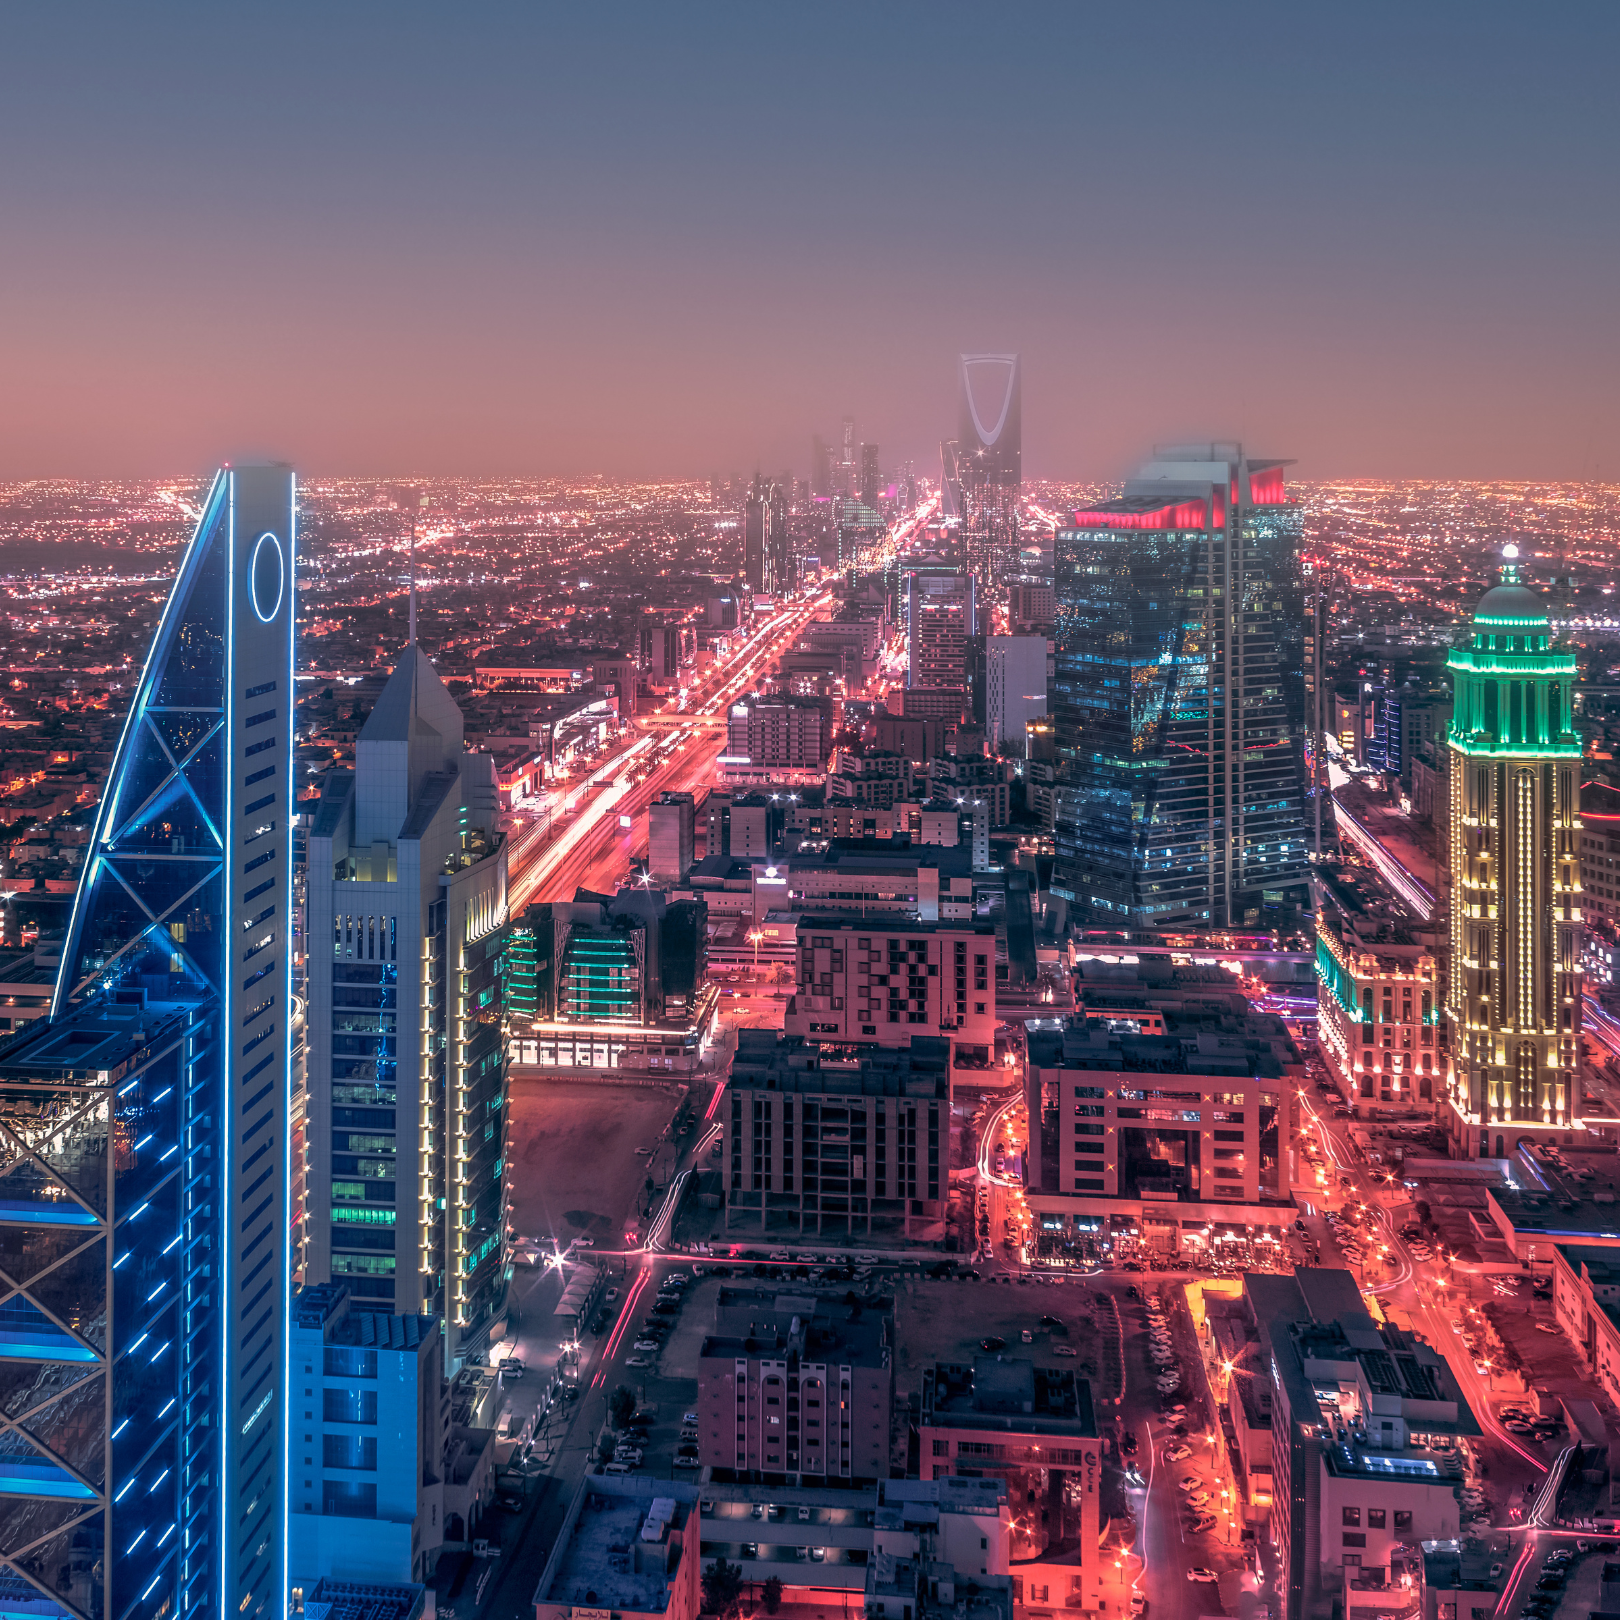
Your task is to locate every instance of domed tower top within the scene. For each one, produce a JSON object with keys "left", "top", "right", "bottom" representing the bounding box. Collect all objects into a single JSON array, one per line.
[{"left": 1447, "top": 545, "right": 1577, "bottom": 757}]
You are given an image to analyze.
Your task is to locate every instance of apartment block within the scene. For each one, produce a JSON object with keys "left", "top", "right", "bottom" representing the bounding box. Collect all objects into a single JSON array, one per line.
[
  {"left": 726, "top": 1032, "right": 952, "bottom": 1235},
  {"left": 696, "top": 1288, "right": 893, "bottom": 1482},
  {"left": 782, "top": 914, "right": 999, "bottom": 1065}
]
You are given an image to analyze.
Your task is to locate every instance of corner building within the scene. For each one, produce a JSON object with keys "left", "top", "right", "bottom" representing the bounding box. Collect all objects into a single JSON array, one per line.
[
  {"left": 305, "top": 646, "right": 509, "bottom": 1360},
  {"left": 1442, "top": 555, "right": 1583, "bottom": 1158},
  {"left": 0, "top": 469, "right": 296, "bottom": 1620}
]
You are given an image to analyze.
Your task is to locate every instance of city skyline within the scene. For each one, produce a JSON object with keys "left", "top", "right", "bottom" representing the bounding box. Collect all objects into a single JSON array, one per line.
[{"left": 3, "top": 4, "right": 1618, "bottom": 481}]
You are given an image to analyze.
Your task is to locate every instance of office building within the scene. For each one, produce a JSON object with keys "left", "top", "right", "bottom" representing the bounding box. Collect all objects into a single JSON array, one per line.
[
  {"left": 835, "top": 497, "right": 886, "bottom": 572},
  {"left": 926, "top": 749, "right": 1011, "bottom": 829},
  {"left": 504, "top": 890, "right": 711, "bottom": 1072},
  {"left": 1008, "top": 583, "right": 1054, "bottom": 634},
  {"left": 1052, "top": 444, "right": 1311, "bottom": 930},
  {"left": 1582, "top": 780, "right": 1620, "bottom": 933},
  {"left": 939, "top": 439, "right": 962, "bottom": 522},
  {"left": 907, "top": 573, "right": 977, "bottom": 690},
  {"left": 289, "top": 1285, "right": 462, "bottom": 1588},
  {"left": 726, "top": 1031, "right": 952, "bottom": 1234},
  {"left": 782, "top": 915, "right": 1000, "bottom": 1063},
  {"left": 1443, "top": 549, "right": 1583, "bottom": 1158},
  {"left": 1023, "top": 962, "right": 1302, "bottom": 1256},
  {"left": 0, "top": 467, "right": 295, "bottom": 1619},
  {"left": 648, "top": 790, "right": 696, "bottom": 885},
  {"left": 1247, "top": 1269, "right": 1480, "bottom": 1620},
  {"left": 918, "top": 1358, "right": 1102, "bottom": 1615},
  {"left": 305, "top": 641, "right": 510, "bottom": 1358},
  {"left": 957, "top": 354, "right": 1021, "bottom": 587},
  {"left": 859, "top": 443, "right": 882, "bottom": 508},
  {"left": 811, "top": 434, "right": 833, "bottom": 499},
  {"left": 758, "top": 838, "right": 976, "bottom": 924},
  {"left": 725, "top": 694, "right": 832, "bottom": 769},
  {"left": 637, "top": 622, "right": 685, "bottom": 683},
  {"left": 696, "top": 1288, "right": 894, "bottom": 1481},
  {"left": 985, "top": 635, "right": 1048, "bottom": 757},
  {"left": 743, "top": 476, "right": 791, "bottom": 598},
  {"left": 840, "top": 416, "right": 856, "bottom": 495},
  {"left": 1314, "top": 866, "right": 1449, "bottom": 1117}
]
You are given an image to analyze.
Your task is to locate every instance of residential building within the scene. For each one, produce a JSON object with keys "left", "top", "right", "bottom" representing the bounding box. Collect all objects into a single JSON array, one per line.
[
  {"left": 827, "top": 748, "right": 916, "bottom": 810},
  {"left": 1551, "top": 1245, "right": 1620, "bottom": 1409},
  {"left": 0, "top": 467, "right": 295, "bottom": 1618},
  {"left": 908, "top": 573, "right": 978, "bottom": 690},
  {"left": 782, "top": 915, "right": 999, "bottom": 1064},
  {"left": 1580, "top": 781, "right": 1620, "bottom": 933},
  {"left": 1023, "top": 966, "right": 1303, "bottom": 1255},
  {"left": 1052, "top": 445, "right": 1310, "bottom": 930},
  {"left": 926, "top": 749, "right": 1011, "bottom": 828},
  {"left": 726, "top": 694, "right": 832, "bottom": 769},
  {"left": 305, "top": 640, "right": 510, "bottom": 1358},
  {"left": 725, "top": 1031, "right": 952, "bottom": 1235},
  {"left": 696, "top": 1288, "right": 893, "bottom": 1481},
  {"left": 533, "top": 1481, "right": 700, "bottom": 1620},
  {"left": 1314, "top": 867, "right": 1449, "bottom": 1116},
  {"left": 1246, "top": 1269, "right": 1481, "bottom": 1620},
  {"left": 289, "top": 1285, "right": 461, "bottom": 1588},
  {"left": 918, "top": 1356, "right": 1103, "bottom": 1615},
  {"left": 1009, "top": 583, "right": 1054, "bottom": 635},
  {"left": 986, "top": 635, "right": 1049, "bottom": 756},
  {"left": 648, "top": 790, "right": 696, "bottom": 885},
  {"left": 1443, "top": 550, "right": 1584, "bottom": 1158}
]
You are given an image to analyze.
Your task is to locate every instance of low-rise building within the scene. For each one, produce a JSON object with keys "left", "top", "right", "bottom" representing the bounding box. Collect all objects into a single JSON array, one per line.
[
  {"left": 1552, "top": 1244, "right": 1620, "bottom": 1408},
  {"left": 726, "top": 1031, "right": 952, "bottom": 1237},
  {"left": 759, "top": 838, "right": 976, "bottom": 923},
  {"left": 1024, "top": 970, "right": 1303, "bottom": 1258},
  {"left": 918, "top": 1358, "right": 1104, "bottom": 1616},
  {"left": 533, "top": 1480, "right": 700, "bottom": 1620},
  {"left": 696, "top": 1288, "right": 893, "bottom": 1482},
  {"left": 1247, "top": 1268, "right": 1481, "bottom": 1620},
  {"left": 727, "top": 694, "right": 833, "bottom": 769}
]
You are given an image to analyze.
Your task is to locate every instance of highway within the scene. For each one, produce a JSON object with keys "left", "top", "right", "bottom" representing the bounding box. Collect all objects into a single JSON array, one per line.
[{"left": 508, "top": 592, "right": 829, "bottom": 911}]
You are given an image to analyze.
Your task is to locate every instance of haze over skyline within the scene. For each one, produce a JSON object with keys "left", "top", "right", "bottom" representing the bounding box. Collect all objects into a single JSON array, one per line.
[{"left": 4, "top": 2, "right": 1617, "bottom": 483}]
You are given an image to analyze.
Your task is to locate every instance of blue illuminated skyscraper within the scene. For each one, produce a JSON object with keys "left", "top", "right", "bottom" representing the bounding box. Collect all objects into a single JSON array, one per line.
[{"left": 0, "top": 467, "right": 295, "bottom": 1620}]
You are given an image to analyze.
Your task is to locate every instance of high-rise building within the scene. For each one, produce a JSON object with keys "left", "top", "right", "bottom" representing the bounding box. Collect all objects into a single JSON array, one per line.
[
  {"left": 985, "top": 635, "right": 1049, "bottom": 755},
  {"left": 907, "top": 573, "right": 977, "bottom": 690},
  {"left": 939, "top": 439, "right": 961, "bottom": 522},
  {"left": 1051, "top": 444, "right": 1311, "bottom": 931},
  {"left": 742, "top": 476, "right": 791, "bottom": 596},
  {"left": 957, "top": 354, "right": 1020, "bottom": 587},
  {"left": 810, "top": 434, "right": 832, "bottom": 499},
  {"left": 0, "top": 466, "right": 295, "bottom": 1620},
  {"left": 1442, "top": 549, "right": 1583, "bottom": 1159},
  {"left": 305, "top": 641, "right": 509, "bottom": 1358},
  {"left": 648, "top": 790, "right": 696, "bottom": 885},
  {"left": 859, "top": 442, "right": 881, "bottom": 508},
  {"left": 840, "top": 416, "right": 856, "bottom": 495}
]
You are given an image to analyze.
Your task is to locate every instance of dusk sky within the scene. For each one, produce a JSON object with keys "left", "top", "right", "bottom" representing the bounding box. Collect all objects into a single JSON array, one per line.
[{"left": 3, "top": 3, "right": 1617, "bottom": 484}]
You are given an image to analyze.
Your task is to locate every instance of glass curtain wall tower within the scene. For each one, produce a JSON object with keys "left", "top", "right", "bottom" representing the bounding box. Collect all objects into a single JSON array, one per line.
[
  {"left": 0, "top": 467, "right": 296, "bottom": 1620},
  {"left": 304, "top": 643, "right": 509, "bottom": 1364},
  {"left": 1050, "top": 445, "right": 1310, "bottom": 930},
  {"left": 1443, "top": 550, "right": 1583, "bottom": 1159}
]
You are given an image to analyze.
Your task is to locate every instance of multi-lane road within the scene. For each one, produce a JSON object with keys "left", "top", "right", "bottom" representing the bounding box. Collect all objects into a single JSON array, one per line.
[{"left": 507, "top": 592, "right": 829, "bottom": 911}]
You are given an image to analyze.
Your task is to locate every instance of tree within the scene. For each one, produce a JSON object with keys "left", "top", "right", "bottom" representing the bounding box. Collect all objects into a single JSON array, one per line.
[
  {"left": 760, "top": 1577, "right": 783, "bottom": 1615},
  {"left": 703, "top": 1559, "right": 745, "bottom": 1620},
  {"left": 608, "top": 1385, "right": 636, "bottom": 1431}
]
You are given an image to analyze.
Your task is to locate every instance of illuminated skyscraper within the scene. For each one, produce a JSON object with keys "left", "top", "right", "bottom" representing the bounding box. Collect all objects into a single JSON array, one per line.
[
  {"left": 304, "top": 640, "right": 509, "bottom": 1359},
  {"left": 1443, "top": 549, "right": 1583, "bottom": 1159},
  {"left": 0, "top": 467, "right": 295, "bottom": 1620},
  {"left": 1051, "top": 444, "right": 1310, "bottom": 930},
  {"left": 957, "top": 353, "right": 1020, "bottom": 586},
  {"left": 859, "top": 443, "right": 881, "bottom": 508},
  {"left": 743, "top": 476, "right": 790, "bottom": 596},
  {"left": 939, "top": 439, "right": 961, "bottom": 522}
]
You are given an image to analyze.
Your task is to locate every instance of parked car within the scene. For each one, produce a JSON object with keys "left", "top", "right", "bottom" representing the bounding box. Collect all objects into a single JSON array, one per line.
[{"left": 1187, "top": 1568, "right": 1218, "bottom": 1583}]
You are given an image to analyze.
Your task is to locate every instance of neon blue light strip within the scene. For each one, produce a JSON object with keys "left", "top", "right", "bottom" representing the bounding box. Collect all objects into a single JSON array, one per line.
[
  {"left": 278, "top": 471, "right": 297, "bottom": 1617},
  {"left": 53, "top": 473, "right": 226, "bottom": 1016},
  {"left": 221, "top": 468, "right": 235, "bottom": 1620}
]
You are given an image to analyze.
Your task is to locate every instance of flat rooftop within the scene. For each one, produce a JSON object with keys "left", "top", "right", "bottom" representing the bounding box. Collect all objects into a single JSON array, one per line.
[
  {"left": 0, "top": 993, "right": 193, "bottom": 1081},
  {"left": 920, "top": 1357, "right": 1097, "bottom": 1439},
  {"left": 539, "top": 1486, "right": 692, "bottom": 1615}
]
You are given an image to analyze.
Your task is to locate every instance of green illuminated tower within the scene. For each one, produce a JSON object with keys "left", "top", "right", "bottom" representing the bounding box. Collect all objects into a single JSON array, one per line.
[{"left": 1444, "top": 545, "right": 1583, "bottom": 1158}]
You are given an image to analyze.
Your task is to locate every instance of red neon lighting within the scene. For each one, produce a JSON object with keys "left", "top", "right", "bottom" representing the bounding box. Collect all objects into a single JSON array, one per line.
[
  {"left": 1247, "top": 466, "right": 1287, "bottom": 505},
  {"left": 1071, "top": 497, "right": 1210, "bottom": 531}
]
